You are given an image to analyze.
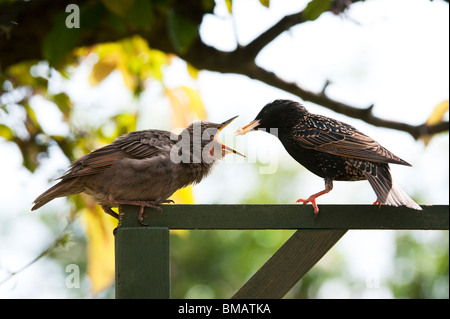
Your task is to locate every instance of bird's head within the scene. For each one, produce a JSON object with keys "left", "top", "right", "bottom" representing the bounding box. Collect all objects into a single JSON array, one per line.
[
  {"left": 181, "top": 116, "right": 245, "bottom": 164},
  {"left": 235, "top": 99, "right": 308, "bottom": 136}
]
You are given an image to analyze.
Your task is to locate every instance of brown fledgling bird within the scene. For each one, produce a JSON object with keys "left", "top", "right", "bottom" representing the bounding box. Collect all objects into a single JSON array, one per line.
[
  {"left": 236, "top": 99, "right": 421, "bottom": 215},
  {"left": 32, "top": 116, "right": 244, "bottom": 225}
]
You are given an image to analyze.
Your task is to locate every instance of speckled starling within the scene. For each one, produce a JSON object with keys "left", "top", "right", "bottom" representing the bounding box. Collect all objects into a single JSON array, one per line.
[
  {"left": 32, "top": 116, "right": 244, "bottom": 225},
  {"left": 236, "top": 99, "right": 421, "bottom": 215}
]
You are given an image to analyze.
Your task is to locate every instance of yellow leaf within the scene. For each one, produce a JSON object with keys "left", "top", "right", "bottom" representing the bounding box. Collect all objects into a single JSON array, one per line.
[
  {"left": 144, "top": 49, "right": 168, "bottom": 81},
  {"left": 89, "top": 54, "right": 118, "bottom": 86},
  {"left": 72, "top": 46, "right": 91, "bottom": 57},
  {"left": 170, "top": 185, "right": 195, "bottom": 204},
  {"left": 182, "top": 86, "right": 207, "bottom": 121},
  {"left": 117, "top": 65, "right": 137, "bottom": 91},
  {"left": 114, "top": 113, "right": 137, "bottom": 135},
  {"left": 426, "top": 100, "right": 449, "bottom": 125},
  {"left": 89, "top": 42, "right": 137, "bottom": 90},
  {"left": 87, "top": 37, "right": 167, "bottom": 89},
  {"left": 225, "top": 0, "right": 233, "bottom": 13},
  {"left": 0, "top": 124, "right": 14, "bottom": 140},
  {"left": 165, "top": 87, "right": 188, "bottom": 128},
  {"left": 126, "top": 36, "right": 168, "bottom": 82},
  {"left": 7, "top": 61, "right": 37, "bottom": 86},
  {"left": 422, "top": 100, "right": 449, "bottom": 145},
  {"left": 165, "top": 86, "right": 207, "bottom": 129},
  {"left": 187, "top": 63, "right": 199, "bottom": 79},
  {"left": 259, "top": 0, "right": 270, "bottom": 8},
  {"left": 79, "top": 198, "right": 118, "bottom": 294}
]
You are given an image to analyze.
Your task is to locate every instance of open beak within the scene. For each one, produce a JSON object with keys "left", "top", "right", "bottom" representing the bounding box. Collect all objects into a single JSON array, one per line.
[
  {"left": 235, "top": 119, "right": 261, "bottom": 136},
  {"left": 219, "top": 115, "right": 239, "bottom": 132},
  {"left": 216, "top": 116, "right": 246, "bottom": 157}
]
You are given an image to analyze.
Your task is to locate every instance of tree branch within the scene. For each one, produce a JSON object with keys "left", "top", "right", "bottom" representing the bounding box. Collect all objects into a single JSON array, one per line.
[
  {"left": 183, "top": 40, "right": 449, "bottom": 140},
  {"left": 241, "top": 0, "right": 365, "bottom": 59},
  {"left": 1, "top": 0, "right": 448, "bottom": 140},
  {"left": 248, "top": 63, "right": 449, "bottom": 140},
  {"left": 243, "top": 11, "right": 305, "bottom": 60}
]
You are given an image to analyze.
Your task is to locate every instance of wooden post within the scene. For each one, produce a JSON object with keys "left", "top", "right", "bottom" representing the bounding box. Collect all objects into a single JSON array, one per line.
[{"left": 115, "top": 206, "right": 170, "bottom": 299}]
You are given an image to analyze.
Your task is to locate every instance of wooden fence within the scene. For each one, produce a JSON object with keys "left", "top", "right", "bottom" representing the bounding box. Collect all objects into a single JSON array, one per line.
[{"left": 114, "top": 204, "right": 449, "bottom": 298}]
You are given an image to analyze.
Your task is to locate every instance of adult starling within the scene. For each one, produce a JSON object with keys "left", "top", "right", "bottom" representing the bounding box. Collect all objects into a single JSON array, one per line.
[
  {"left": 32, "top": 116, "right": 244, "bottom": 225},
  {"left": 236, "top": 99, "right": 421, "bottom": 215}
]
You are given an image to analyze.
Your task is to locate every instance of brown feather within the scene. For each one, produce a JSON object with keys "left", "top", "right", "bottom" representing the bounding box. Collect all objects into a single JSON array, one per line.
[
  {"left": 31, "top": 178, "right": 84, "bottom": 210},
  {"left": 293, "top": 114, "right": 411, "bottom": 166},
  {"left": 59, "top": 130, "right": 175, "bottom": 180}
]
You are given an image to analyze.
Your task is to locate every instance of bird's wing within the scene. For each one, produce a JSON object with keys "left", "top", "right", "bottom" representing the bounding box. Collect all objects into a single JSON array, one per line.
[
  {"left": 60, "top": 130, "right": 177, "bottom": 179},
  {"left": 292, "top": 115, "right": 411, "bottom": 166}
]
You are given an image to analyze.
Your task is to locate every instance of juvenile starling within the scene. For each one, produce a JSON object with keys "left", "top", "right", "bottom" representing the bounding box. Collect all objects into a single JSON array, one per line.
[
  {"left": 32, "top": 116, "right": 244, "bottom": 225},
  {"left": 236, "top": 99, "right": 421, "bottom": 215}
]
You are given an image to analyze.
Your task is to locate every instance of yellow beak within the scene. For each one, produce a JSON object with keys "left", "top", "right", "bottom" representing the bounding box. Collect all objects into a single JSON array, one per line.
[
  {"left": 234, "top": 119, "right": 261, "bottom": 136},
  {"left": 217, "top": 116, "right": 246, "bottom": 157}
]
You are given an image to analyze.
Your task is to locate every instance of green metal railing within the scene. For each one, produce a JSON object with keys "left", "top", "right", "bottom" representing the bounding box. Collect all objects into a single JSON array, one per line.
[{"left": 114, "top": 204, "right": 449, "bottom": 299}]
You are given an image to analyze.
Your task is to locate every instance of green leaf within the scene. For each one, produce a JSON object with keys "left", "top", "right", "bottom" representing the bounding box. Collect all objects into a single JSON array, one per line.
[
  {"left": 167, "top": 10, "right": 199, "bottom": 55},
  {"left": 126, "top": 0, "right": 154, "bottom": 30},
  {"left": 303, "top": 0, "right": 331, "bottom": 22},
  {"left": 7, "top": 61, "right": 47, "bottom": 88},
  {"left": 80, "top": 2, "right": 105, "bottom": 29},
  {"left": 42, "top": 13, "right": 82, "bottom": 67},
  {"left": 107, "top": 13, "right": 128, "bottom": 33},
  {"left": 101, "top": 0, "right": 135, "bottom": 17},
  {"left": 114, "top": 113, "right": 137, "bottom": 136},
  {"left": 201, "top": 0, "right": 216, "bottom": 12},
  {"left": 50, "top": 93, "right": 72, "bottom": 119}
]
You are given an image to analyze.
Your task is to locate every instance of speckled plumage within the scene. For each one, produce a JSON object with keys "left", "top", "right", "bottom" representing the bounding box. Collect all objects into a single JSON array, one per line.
[
  {"left": 32, "top": 118, "right": 242, "bottom": 224},
  {"left": 238, "top": 99, "right": 421, "bottom": 214}
]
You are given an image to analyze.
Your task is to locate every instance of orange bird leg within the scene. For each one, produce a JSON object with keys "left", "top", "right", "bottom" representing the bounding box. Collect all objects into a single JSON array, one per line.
[
  {"left": 296, "top": 178, "right": 333, "bottom": 216},
  {"left": 372, "top": 199, "right": 385, "bottom": 209}
]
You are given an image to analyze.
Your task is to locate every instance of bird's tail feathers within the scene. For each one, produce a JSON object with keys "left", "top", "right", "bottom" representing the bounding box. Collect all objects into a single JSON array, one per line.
[
  {"left": 384, "top": 183, "right": 422, "bottom": 210},
  {"left": 32, "top": 178, "right": 83, "bottom": 211},
  {"left": 364, "top": 170, "right": 421, "bottom": 211}
]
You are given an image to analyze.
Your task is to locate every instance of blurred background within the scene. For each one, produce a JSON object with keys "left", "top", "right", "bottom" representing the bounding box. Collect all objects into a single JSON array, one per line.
[{"left": 0, "top": 0, "right": 448, "bottom": 298}]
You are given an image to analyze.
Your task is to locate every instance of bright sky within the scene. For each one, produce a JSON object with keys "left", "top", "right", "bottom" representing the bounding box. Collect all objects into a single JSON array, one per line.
[{"left": 0, "top": 0, "right": 448, "bottom": 298}]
